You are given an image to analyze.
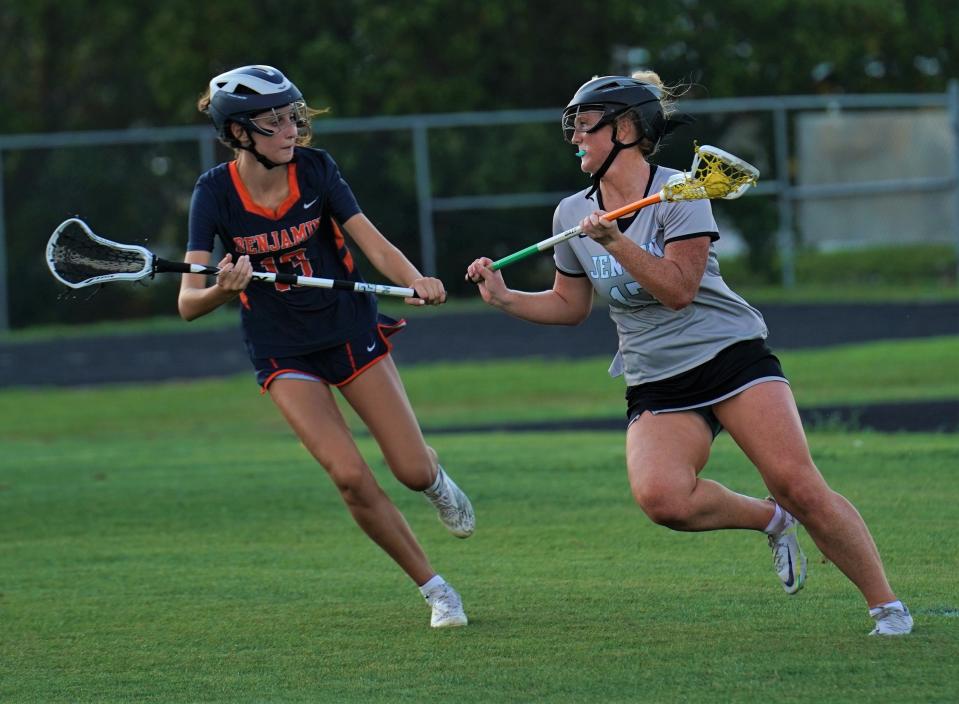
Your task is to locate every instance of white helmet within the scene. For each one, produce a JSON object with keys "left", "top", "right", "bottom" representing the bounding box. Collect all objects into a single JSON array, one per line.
[{"left": 207, "top": 65, "right": 304, "bottom": 137}]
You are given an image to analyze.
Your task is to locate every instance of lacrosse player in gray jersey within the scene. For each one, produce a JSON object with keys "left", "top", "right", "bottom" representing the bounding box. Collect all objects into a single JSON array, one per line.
[{"left": 466, "top": 71, "right": 911, "bottom": 636}]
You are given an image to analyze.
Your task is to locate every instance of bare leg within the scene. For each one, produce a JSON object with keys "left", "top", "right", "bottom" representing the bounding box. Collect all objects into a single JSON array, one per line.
[
  {"left": 339, "top": 355, "right": 437, "bottom": 490},
  {"left": 715, "top": 381, "right": 896, "bottom": 607},
  {"left": 268, "top": 377, "right": 435, "bottom": 586},
  {"left": 342, "top": 356, "right": 474, "bottom": 539},
  {"left": 627, "top": 410, "right": 775, "bottom": 531}
]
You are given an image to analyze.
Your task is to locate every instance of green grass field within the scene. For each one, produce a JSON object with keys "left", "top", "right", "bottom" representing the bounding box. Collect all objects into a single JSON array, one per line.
[{"left": 2, "top": 338, "right": 958, "bottom": 702}]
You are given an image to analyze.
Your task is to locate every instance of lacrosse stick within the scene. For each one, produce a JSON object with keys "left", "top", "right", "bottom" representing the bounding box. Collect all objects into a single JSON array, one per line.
[
  {"left": 489, "top": 144, "right": 759, "bottom": 271},
  {"left": 46, "top": 217, "right": 417, "bottom": 298}
]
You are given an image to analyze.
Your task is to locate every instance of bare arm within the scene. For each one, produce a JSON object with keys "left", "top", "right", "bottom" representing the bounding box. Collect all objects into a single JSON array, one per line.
[
  {"left": 341, "top": 212, "right": 445, "bottom": 305},
  {"left": 581, "top": 211, "right": 709, "bottom": 310},
  {"left": 177, "top": 250, "right": 253, "bottom": 321},
  {"left": 465, "top": 257, "right": 594, "bottom": 325}
]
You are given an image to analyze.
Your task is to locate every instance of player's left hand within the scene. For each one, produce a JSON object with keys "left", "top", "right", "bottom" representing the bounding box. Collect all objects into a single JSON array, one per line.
[
  {"left": 407, "top": 276, "right": 446, "bottom": 306},
  {"left": 580, "top": 211, "right": 620, "bottom": 247}
]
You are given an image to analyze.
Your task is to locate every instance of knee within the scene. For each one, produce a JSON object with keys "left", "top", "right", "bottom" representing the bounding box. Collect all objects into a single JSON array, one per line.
[
  {"left": 768, "top": 466, "right": 833, "bottom": 522},
  {"left": 632, "top": 484, "right": 693, "bottom": 530},
  {"left": 326, "top": 461, "right": 377, "bottom": 506}
]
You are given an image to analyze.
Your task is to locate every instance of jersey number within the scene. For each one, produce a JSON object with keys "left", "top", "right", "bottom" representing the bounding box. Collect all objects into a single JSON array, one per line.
[
  {"left": 609, "top": 281, "right": 643, "bottom": 304},
  {"left": 260, "top": 249, "right": 314, "bottom": 292}
]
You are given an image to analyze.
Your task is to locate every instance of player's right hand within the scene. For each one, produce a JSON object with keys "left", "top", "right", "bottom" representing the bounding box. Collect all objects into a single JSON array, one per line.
[
  {"left": 215, "top": 253, "right": 253, "bottom": 292},
  {"left": 465, "top": 257, "right": 506, "bottom": 305}
]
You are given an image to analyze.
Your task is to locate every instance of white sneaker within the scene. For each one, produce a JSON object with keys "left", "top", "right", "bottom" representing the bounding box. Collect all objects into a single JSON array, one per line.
[
  {"left": 424, "top": 468, "right": 475, "bottom": 538},
  {"left": 424, "top": 583, "right": 468, "bottom": 628},
  {"left": 767, "top": 505, "right": 807, "bottom": 595},
  {"left": 869, "top": 604, "right": 913, "bottom": 636}
]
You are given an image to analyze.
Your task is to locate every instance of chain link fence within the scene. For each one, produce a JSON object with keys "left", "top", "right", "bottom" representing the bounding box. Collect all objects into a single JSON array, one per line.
[{"left": 2, "top": 83, "right": 956, "bottom": 331}]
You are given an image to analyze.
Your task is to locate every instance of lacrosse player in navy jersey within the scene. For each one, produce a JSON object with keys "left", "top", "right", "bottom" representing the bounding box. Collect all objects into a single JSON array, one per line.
[
  {"left": 179, "top": 65, "right": 473, "bottom": 628},
  {"left": 467, "top": 71, "right": 912, "bottom": 636}
]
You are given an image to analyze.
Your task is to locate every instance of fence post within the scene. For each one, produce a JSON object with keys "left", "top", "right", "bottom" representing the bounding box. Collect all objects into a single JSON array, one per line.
[
  {"left": 773, "top": 103, "right": 795, "bottom": 289},
  {"left": 412, "top": 121, "right": 437, "bottom": 276},
  {"left": 950, "top": 78, "right": 959, "bottom": 284},
  {"left": 0, "top": 150, "right": 7, "bottom": 332},
  {"left": 198, "top": 133, "right": 216, "bottom": 172}
]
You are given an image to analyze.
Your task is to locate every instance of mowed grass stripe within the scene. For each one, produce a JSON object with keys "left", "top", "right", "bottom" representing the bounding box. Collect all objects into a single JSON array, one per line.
[
  {"left": 0, "top": 336, "right": 957, "bottom": 440},
  {"left": 1, "top": 337, "right": 957, "bottom": 701},
  {"left": 1, "top": 432, "right": 957, "bottom": 702}
]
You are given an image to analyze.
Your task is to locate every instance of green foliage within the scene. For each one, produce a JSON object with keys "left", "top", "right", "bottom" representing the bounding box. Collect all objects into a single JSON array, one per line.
[
  {"left": 9, "top": 142, "right": 202, "bottom": 326},
  {"left": 722, "top": 243, "right": 958, "bottom": 288},
  {"left": 5, "top": 1, "right": 956, "bottom": 134},
  {"left": 4, "top": 1, "right": 959, "bottom": 327},
  {"left": 792, "top": 244, "right": 958, "bottom": 286}
]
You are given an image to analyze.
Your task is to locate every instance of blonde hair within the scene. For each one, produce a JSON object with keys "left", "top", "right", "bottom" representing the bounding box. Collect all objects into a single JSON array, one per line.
[
  {"left": 630, "top": 70, "right": 682, "bottom": 116},
  {"left": 620, "top": 69, "right": 686, "bottom": 157}
]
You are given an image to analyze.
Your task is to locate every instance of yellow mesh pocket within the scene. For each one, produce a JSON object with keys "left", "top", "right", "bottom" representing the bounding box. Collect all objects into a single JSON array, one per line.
[{"left": 664, "top": 144, "right": 760, "bottom": 201}]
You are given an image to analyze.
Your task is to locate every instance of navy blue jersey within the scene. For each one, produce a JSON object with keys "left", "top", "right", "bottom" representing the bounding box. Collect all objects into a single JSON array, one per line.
[{"left": 188, "top": 147, "right": 378, "bottom": 358}]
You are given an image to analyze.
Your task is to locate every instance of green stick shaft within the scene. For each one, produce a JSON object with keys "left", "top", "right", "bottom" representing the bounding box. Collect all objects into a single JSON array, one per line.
[
  {"left": 490, "top": 225, "right": 582, "bottom": 271},
  {"left": 490, "top": 243, "right": 546, "bottom": 271}
]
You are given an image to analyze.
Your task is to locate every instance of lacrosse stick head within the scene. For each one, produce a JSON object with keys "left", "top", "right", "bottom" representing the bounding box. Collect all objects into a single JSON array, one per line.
[
  {"left": 662, "top": 144, "right": 760, "bottom": 202},
  {"left": 46, "top": 218, "right": 154, "bottom": 288}
]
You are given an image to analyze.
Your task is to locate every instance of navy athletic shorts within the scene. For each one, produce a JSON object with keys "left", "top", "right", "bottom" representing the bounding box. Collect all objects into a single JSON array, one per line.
[
  {"left": 625, "top": 338, "right": 788, "bottom": 438},
  {"left": 254, "top": 314, "right": 406, "bottom": 390}
]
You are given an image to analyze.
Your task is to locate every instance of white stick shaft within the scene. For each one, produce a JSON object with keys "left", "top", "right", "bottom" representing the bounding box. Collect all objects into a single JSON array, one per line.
[
  {"left": 535, "top": 224, "right": 583, "bottom": 252},
  {"left": 183, "top": 263, "right": 415, "bottom": 298},
  {"left": 248, "top": 271, "right": 415, "bottom": 298}
]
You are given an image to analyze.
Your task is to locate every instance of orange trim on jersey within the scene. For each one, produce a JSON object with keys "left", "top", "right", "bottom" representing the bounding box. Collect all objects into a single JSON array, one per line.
[
  {"left": 332, "top": 220, "right": 355, "bottom": 273},
  {"left": 238, "top": 291, "right": 251, "bottom": 310},
  {"left": 228, "top": 161, "right": 301, "bottom": 220}
]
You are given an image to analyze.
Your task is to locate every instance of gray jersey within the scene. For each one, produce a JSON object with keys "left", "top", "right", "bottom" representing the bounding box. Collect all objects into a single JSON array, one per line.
[{"left": 553, "top": 165, "right": 768, "bottom": 386}]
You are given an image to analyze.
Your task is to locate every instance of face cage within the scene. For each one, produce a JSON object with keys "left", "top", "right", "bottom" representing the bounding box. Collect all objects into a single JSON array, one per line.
[
  {"left": 561, "top": 104, "right": 625, "bottom": 143},
  {"left": 244, "top": 100, "right": 310, "bottom": 137}
]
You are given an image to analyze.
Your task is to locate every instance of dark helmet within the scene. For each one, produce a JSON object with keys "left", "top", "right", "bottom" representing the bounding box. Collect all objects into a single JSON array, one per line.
[
  {"left": 562, "top": 75, "right": 666, "bottom": 145},
  {"left": 207, "top": 65, "right": 304, "bottom": 138}
]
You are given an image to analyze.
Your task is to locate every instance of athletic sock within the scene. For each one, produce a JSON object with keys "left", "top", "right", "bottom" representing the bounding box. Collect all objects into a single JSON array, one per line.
[
  {"left": 764, "top": 502, "right": 785, "bottom": 535},
  {"left": 419, "top": 574, "right": 446, "bottom": 596},
  {"left": 424, "top": 467, "right": 446, "bottom": 496},
  {"left": 870, "top": 600, "right": 904, "bottom": 616}
]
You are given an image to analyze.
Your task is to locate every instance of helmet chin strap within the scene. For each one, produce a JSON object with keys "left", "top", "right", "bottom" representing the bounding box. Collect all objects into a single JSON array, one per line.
[
  {"left": 239, "top": 127, "right": 290, "bottom": 170},
  {"left": 586, "top": 122, "right": 644, "bottom": 199}
]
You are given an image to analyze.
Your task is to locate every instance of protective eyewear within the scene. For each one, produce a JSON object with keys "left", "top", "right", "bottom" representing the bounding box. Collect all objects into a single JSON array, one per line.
[
  {"left": 561, "top": 106, "right": 609, "bottom": 143},
  {"left": 249, "top": 101, "right": 309, "bottom": 136}
]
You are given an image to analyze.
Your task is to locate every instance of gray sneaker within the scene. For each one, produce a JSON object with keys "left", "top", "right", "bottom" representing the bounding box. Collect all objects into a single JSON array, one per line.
[
  {"left": 767, "top": 505, "right": 807, "bottom": 595},
  {"left": 424, "top": 468, "right": 475, "bottom": 538},
  {"left": 869, "top": 604, "right": 913, "bottom": 636},
  {"left": 424, "top": 583, "right": 468, "bottom": 628}
]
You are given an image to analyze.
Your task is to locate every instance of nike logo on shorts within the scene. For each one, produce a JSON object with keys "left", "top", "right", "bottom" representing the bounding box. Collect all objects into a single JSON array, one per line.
[{"left": 366, "top": 342, "right": 377, "bottom": 352}]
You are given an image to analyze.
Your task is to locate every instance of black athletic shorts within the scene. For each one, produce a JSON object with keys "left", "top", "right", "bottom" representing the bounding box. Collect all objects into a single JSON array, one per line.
[
  {"left": 254, "top": 314, "right": 405, "bottom": 390},
  {"left": 625, "top": 338, "right": 787, "bottom": 437}
]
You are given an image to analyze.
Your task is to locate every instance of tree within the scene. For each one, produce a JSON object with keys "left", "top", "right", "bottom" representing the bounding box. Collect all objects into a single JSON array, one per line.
[{"left": 2, "top": 0, "right": 956, "bottom": 326}]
